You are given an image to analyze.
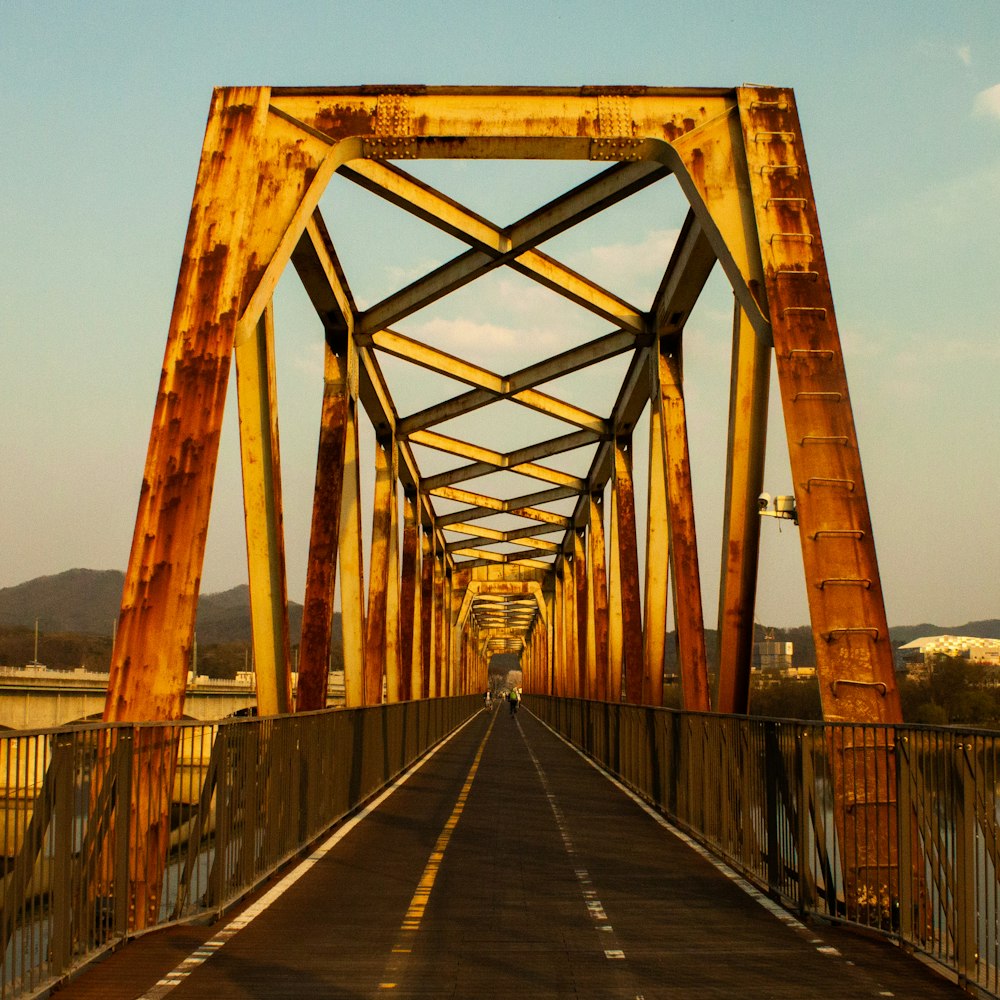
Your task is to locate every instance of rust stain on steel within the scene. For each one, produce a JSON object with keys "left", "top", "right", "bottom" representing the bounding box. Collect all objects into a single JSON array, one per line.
[
  {"left": 738, "top": 86, "right": 900, "bottom": 726},
  {"left": 365, "top": 438, "right": 393, "bottom": 706},
  {"left": 297, "top": 353, "right": 349, "bottom": 711},
  {"left": 108, "top": 87, "right": 270, "bottom": 729},
  {"left": 589, "top": 495, "right": 610, "bottom": 702},
  {"left": 419, "top": 529, "right": 434, "bottom": 699},
  {"left": 614, "top": 441, "right": 644, "bottom": 705},
  {"left": 311, "top": 102, "right": 376, "bottom": 137},
  {"left": 573, "top": 532, "right": 589, "bottom": 698},
  {"left": 658, "top": 348, "right": 711, "bottom": 713},
  {"left": 398, "top": 491, "right": 420, "bottom": 702}
]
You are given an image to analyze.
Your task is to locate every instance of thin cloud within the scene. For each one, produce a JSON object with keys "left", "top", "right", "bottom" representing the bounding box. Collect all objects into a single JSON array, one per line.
[
  {"left": 956, "top": 45, "right": 972, "bottom": 67},
  {"left": 973, "top": 83, "right": 1000, "bottom": 120},
  {"left": 405, "top": 315, "right": 575, "bottom": 364},
  {"left": 568, "top": 228, "right": 680, "bottom": 303}
]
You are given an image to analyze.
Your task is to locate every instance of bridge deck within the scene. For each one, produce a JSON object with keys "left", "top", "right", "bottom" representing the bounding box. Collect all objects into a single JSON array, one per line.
[{"left": 54, "top": 709, "right": 964, "bottom": 999}]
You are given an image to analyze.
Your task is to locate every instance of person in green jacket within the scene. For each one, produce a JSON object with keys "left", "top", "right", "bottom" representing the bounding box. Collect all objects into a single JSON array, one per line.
[{"left": 509, "top": 685, "right": 520, "bottom": 716}]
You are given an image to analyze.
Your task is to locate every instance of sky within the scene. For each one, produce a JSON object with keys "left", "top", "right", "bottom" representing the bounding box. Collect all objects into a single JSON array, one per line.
[{"left": 1, "top": 0, "right": 998, "bottom": 631}]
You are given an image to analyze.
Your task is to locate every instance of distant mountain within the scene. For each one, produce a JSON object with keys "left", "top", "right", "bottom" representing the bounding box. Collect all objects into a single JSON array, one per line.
[
  {"left": 0, "top": 569, "right": 304, "bottom": 645},
  {"left": 1, "top": 568, "right": 996, "bottom": 653},
  {"left": 889, "top": 621, "right": 1000, "bottom": 645},
  {"left": 0, "top": 569, "right": 124, "bottom": 635}
]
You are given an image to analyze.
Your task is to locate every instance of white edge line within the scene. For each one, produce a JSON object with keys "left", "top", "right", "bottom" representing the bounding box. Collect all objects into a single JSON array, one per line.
[
  {"left": 531, "top": 712, "right": 812, "bottom": 934},
  {"left": 137, "top": 711, "right": 484, "bottom": 999}
]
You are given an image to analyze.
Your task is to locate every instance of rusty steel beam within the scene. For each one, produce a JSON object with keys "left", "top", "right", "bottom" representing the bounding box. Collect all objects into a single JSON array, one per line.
[
  {"left": 339, "top": 395, "right": 367, "bottom": 707},
  {"left": 613, "top": 437, "right": 644, "bottom": 704},
  {"left": 419, "top": 526, "right": 434, "bottom": 699},
  {"left": 399, "top": 488, "right": 420, "bottom": 702},
  {"left": 573, "top": 529, "right": 589, "bottom": 699},
  {"left": 108, "top": 89, "right": 271, "bottom": 726},
  {"left": 588, "top": 493, "right": 610, "bottom": 702},
  {"left": 235, "top": 302, "right": 293, "bottom": 717},
  {"left": 400, "top": 330, "right": 637, "bottom": 436},
  {"left": 642, "top": 379, "right": 669, "bottom": 708},
  {"left": 365, "top": 437, "right": 394, "bottom": 705},
  {"left": 715, "top": 301, "right": 770, "bottom": 715},
  {"left": 368, "top": 329, "right": 607, "bottom": 435},
  {"left": 734, "top": 88, "right": 899, "bottom": 724},
  {"left": 296, "top": 332, "right": 351, "bottom": 712},
  {"left": 608, "top": 478, "right": 624, "bottom": 702},
  {"left": 657, "top": 341, "right": 711, "bottom": 712},
  {"left": 347, "top": 159, "right": 651, "bottom": 336}
]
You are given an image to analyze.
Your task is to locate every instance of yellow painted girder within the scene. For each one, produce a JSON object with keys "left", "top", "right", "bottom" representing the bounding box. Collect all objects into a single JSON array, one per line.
[{"left": 235, "top": 302, "right": 292, "bottom": 717}]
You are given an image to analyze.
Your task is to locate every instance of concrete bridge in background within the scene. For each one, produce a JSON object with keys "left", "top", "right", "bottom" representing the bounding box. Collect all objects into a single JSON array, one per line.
[
  {"left": 0, "top": 666, "right": 256, "bottom": 729},
  {"left": 0, "top": 667, "right": 347, "bottom": 729}
]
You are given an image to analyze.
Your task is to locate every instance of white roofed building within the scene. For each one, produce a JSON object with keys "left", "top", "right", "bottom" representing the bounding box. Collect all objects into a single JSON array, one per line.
[{"left": 898, "top": 635, "right": 1000, "bottom": 676}]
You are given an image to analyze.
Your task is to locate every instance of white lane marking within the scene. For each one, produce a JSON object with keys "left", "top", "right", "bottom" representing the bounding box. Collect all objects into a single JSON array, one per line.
[
  {"left": 135, "top": 713, "right": 482, "bottom": 999},
  {"left": 518, "top": 723, "right": 627, "bottom": 964},
  {"left": 532, "top": 712, "right": 854, "bottom": 965}
]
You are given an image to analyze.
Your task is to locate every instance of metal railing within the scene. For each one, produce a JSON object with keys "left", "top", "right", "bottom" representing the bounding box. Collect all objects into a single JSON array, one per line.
[
  {"left": 0, "top": 696, "right": 479, "bottom": 999},
  {"left": 532, "top": 697, "right": 1000, "bottom": 998}
]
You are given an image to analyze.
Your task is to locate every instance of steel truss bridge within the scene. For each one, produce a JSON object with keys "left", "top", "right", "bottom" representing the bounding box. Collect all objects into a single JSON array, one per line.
[{"left": 3, "top": 86, "right": 991, "bottom": 999}]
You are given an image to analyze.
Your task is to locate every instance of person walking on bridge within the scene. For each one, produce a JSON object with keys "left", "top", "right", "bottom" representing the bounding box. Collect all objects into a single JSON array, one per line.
[{"left": 508, "top": 685, "right": 520, "bottom": 717}]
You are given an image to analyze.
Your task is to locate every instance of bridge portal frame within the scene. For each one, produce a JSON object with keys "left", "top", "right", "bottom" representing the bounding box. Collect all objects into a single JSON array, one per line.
[{"left": 102, "top": 85, "right": 904, "bottom": 926}]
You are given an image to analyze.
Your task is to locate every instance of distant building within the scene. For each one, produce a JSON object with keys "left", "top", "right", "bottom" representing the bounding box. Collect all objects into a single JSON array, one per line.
[
  {"left": 898, "top": 635, "right": 1000, "bottom": 676},
  {"left": 753, "top": 640, "right": 793, "bottom": 672}
]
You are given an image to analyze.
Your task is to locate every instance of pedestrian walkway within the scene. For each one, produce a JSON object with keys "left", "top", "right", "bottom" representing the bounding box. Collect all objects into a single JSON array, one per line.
[{"left": 53, "top": 709, "right": 966, "bottom": 999}]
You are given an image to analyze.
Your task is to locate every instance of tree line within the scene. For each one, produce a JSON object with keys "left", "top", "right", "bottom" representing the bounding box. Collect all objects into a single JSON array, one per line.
[{"left": 746, "top": 654, "right": 1000, "bottom": 729}]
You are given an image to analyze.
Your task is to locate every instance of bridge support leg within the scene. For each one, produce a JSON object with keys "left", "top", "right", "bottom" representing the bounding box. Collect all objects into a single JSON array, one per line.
[
  {"left": 588, "top": 493, "right": 610, "bottom": 702},
  {"left": 400, "top": 490, "right": 420, "bottom": 702},
  {"left": 612, "top": 436, "right": 643, "bottom": 704},
  {"left": 573, "top": 529, "right": 589, "bottom": 698},
  {"left": 366, "top": 436, "right": 399, "bottom": 704},
  {"left": 297, "top": 332, "right": 350, "bottom": 711},
  {"left": 642, "top": 388, "right": 668, "bottom": 707},
  {"left": 715, "top": 303, "right": 770, "bottom": 715},
  {"left": 656, "top": 341, "right": 710, "bottom": 712}
]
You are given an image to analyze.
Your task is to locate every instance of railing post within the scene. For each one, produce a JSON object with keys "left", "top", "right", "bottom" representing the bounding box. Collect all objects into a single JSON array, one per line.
[
  {"left": 895, "top": 733, "right": 913, "bottom": 944},
  {"left": 208, "top": 726, "right": 230, "bottom": 910},
  {"left": 796, "top": 727, "right": 817, "bottom": 914},
  {"left": 112, "top": 728, "right": 134, "bottom": 937},
  {"left": 49, "top": 733, "right": 75, "bottom": 974},
  {"left": 955, "top": 740, "right": 978, "bottom": 986},
  {"left": 765, "top": 722, "right": 781, "bottom": 896}
]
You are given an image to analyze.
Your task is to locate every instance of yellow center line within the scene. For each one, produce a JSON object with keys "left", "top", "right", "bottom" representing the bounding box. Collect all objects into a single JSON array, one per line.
[{"left": 378, "top": 710, "right": 497, "bottom": 990}]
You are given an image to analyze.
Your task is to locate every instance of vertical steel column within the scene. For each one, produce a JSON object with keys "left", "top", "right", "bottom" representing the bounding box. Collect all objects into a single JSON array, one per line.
[
  {"left": 445, "top": 569, "right": 456, "bottom": 695},
  {"left": 106, "top": 88, "right": 270, "bottom": 725},
  {"left": 657, "top": 341, "right": 711, "bottom": 712},
  {"left": 399, "top": 489, "right": 419, "bottom": 702},
  {"left": 716, "top": 302, "right": 770, "bottom": 714},
  {"left": 338, "top": 392, "right": 366, "bottom": 707},
  {"left": 297, "top": 331, "right": 351, "bottom": 711},
  {"left": 734, "top": 87, "right": 900, "bottom": 720},
  {"left": 235, "top": 301, "right": 293, "bottom": 716},
  {"left": 433, "top": 550, "right": 445, "bottom": 698},
  {"left": 609, "top": 480, "right": 624, "bottom": 701},
  {"left": 419, "top": 526, "right": 434, "bottom": 699},
  {"left": 546, "top": 588, "right": 556, "bottom": 695},
  {"left": 613, "top": 436, "right": 644, "bottom": 704},
  {"left": 365, "top": 437, "right": 394, "bottom": 705},
  {"left": 553, "top": 563, "right": 566, "bottom": 696},
  {"left": 589, "top": 493, "right": 610, "bottom": 702},
  {"left": 563, "top": 557, "right": 578, "bottom": 697},
  {"left": 384, "top": 460, "right": 402, "bottom": 702},
  {"left": 734, "top": 86, "right": 902, "bottom": 917},
  {"left": 573, "top": 530, "right": 590, "bottom": 699},
  {"left": 103, "top": 89, "right": 273, "bottom": 930},
  {"left": 643, "top": 365, "right": 668, "bottom": 707}
]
